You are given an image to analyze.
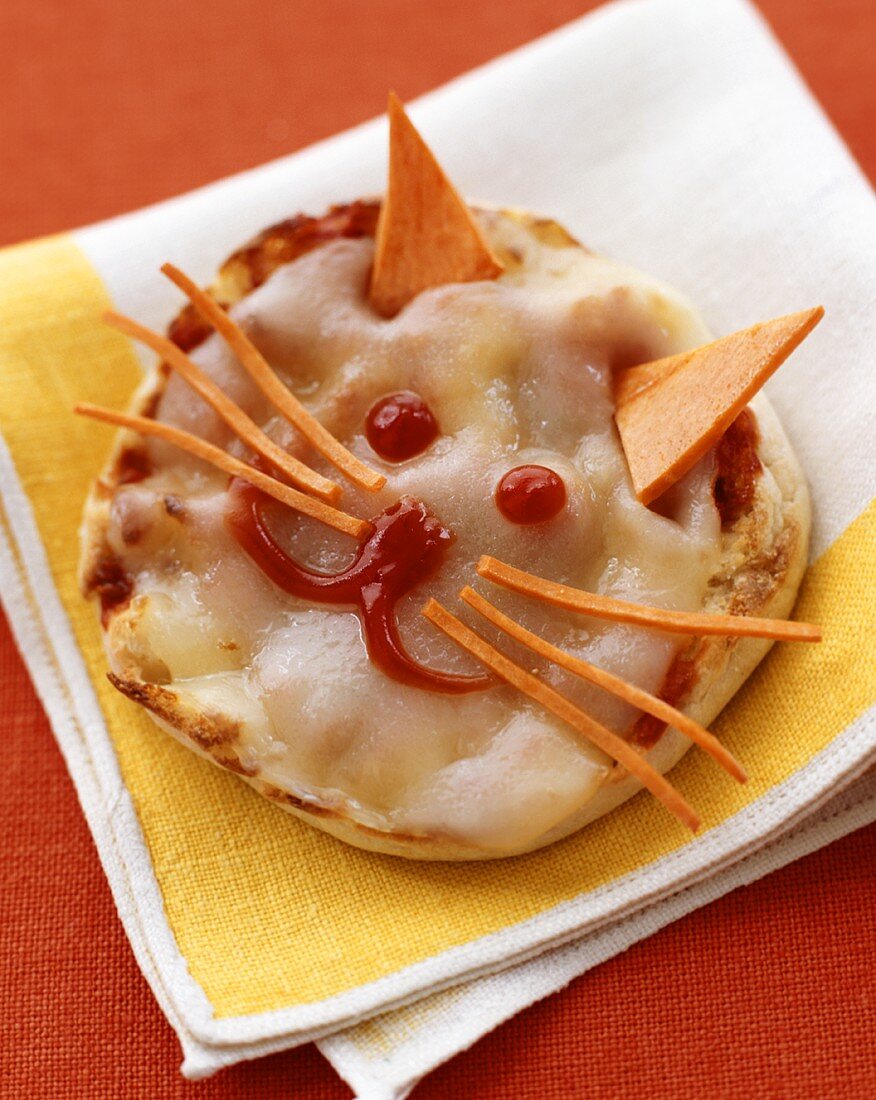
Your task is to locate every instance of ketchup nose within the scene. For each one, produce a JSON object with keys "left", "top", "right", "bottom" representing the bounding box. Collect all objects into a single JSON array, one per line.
[{"left": 495, "top": 465, "right": 567, "bottom": 525}]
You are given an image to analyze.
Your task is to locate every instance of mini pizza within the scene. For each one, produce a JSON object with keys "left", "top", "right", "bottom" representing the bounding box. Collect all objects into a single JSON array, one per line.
[{"left": 78, "top": 96, "right": 821, "bottom": 859}]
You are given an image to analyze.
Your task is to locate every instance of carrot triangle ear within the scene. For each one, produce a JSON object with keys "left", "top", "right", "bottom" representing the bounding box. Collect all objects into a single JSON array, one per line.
[
  {"left": 369, "top": 92, "right": 504, "bottom": 318},
  {"left": 614, "top": 307, "right": 823, "bottom": 505}
]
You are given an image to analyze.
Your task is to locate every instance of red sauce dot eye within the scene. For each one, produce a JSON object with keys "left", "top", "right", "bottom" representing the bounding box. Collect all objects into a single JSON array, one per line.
[
  {"left": 366, "top": 391, "right": 439, "bottom": 462},
  {"left": 496, "top": 465, "right": 566, "bottom": 525}
]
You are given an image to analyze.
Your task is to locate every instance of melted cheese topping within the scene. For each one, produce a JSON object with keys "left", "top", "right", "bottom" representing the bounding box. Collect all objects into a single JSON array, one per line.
[{"left": 105, "top": 212, "right": 721, "bottom": 852}]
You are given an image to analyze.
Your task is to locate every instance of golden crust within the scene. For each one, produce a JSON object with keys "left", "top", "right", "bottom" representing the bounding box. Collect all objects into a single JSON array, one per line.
[{"left": 79, "top": 207, "right": 811, "bottom": 860}]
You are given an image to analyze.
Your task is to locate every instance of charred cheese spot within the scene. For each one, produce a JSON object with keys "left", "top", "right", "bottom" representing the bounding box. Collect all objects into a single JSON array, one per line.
[{"left": 163, "top": 494, "right": 186, "bottom": 519}]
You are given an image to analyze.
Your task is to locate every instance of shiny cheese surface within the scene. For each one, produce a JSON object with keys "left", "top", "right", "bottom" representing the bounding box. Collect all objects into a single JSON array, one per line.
[{"left": 104, "top": 211, "right": 721, "bottom": 852}]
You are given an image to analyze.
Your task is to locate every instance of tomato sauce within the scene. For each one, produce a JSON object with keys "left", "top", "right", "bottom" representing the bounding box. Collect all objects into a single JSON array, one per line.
[
  {"left": 227, "top": 483, "right": 491, "bottom": 693},
  {"left": 628, "top": 648, "right": 700, "bottom": 749},
  {"left": 495, "top": 465, "right": 566, "bottom": 525},
  {"left": 90, "top": 558, "right": 134, "bottom": 627},
  {"left": 713, "top": 408, "right": 762, "bottom": 529},
  {"left": 365, "top": 391, "right": 439, "bottom": 462}
]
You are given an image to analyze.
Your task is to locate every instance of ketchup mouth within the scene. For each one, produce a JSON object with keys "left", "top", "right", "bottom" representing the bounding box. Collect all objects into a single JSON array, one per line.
[{"left": 227, "top": 482, "right": 492, "bottom": 694}]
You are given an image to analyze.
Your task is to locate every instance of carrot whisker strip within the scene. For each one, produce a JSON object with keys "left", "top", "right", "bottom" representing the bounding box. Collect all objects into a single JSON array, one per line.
[
  {"left": 160, "top": 264, "right": 386, "bottom": 493},
  {"left": 478, "top": 557, "right": 822, "bottom": 643},
  {"left": 460, "top": 587, "right": 746, "bottom": 784},
  {"left": 103, "top": 311, "right": 341, "bottom": 504},
  {"left": 421, "top": 598, "right": 701, "bottom": 833},
  {"left": 74, "top": 403, "right": 370, "bottom": 539}
]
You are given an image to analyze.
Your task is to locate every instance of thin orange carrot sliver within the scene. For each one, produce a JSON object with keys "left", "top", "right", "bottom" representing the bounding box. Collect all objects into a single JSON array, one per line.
[
  {"left": 160, "top": 263, "right": 386, "bottom": 493},
  {"left": 74, "top": 403, "right": 370, "bottom": 539},
  {"left": 103, "top": 311, "right": 340, "bottom": 504},
  {"left": 478, "top": 557, "right": 821, "bottom": 643},
  {"left": 460, "top": 586, "right": 746, "bottom": 784},
  {"left": 421, "top": 598, "right": 700, "bottom": 833}
]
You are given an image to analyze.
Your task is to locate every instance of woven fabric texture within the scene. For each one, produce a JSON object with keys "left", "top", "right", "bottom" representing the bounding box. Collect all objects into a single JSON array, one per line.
[
  {"left": 1, "top": 1, "right": 875, "bottom": 1097},
  {"left": 2, "top": 606, "right": 874, "bottom": 1099}
]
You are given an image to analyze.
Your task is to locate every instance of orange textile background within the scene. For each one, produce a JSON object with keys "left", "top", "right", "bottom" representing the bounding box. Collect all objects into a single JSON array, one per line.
[{"left": 1, "top": 1, "right": 874, "bottom": 1097}]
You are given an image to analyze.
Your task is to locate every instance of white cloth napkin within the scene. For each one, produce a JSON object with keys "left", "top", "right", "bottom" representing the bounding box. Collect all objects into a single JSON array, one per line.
[{"left": 1, "top": 0, "right": 874, "bottom": 1096}]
